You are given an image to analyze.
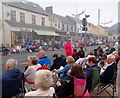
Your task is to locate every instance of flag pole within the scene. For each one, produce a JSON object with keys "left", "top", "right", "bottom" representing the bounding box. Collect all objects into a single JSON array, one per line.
[{"left": 98, "top": 9, "right": 100, "bottom": 41}]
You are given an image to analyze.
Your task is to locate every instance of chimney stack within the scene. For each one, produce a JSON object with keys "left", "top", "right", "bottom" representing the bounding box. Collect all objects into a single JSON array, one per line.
[{"left": 46, "top": 6, "right": 53, "bottom": 14}]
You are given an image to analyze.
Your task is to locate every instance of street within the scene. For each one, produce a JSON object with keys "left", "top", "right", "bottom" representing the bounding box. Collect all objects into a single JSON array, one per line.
[
  {"left": 1, "top": 45, "right": 99, "bottom": 73},
  {"left": 1, "top": 50, "right": 64, "bottom": 73}
]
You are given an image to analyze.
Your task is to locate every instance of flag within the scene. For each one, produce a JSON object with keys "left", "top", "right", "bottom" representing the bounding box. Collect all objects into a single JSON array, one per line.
[{"left": 106, "top": 20, "right": 112, "bottom": 24}]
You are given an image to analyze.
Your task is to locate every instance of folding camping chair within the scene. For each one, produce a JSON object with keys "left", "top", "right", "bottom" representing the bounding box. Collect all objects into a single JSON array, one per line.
[
  {"left": 96, "top": 69, "right": 117, "bottom": 98},
  {"left": 2, "top": 73, "right": 25, "bottom": 98},
  {"left": 91, "top": 67, "right": 101, "bottom": 91}
]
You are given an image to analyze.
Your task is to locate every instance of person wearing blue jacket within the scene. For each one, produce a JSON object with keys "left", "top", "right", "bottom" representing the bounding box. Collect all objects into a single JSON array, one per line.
[
  {"left": 57, "top": 56, "right": 74, "bottom": 81},
  {"left": 1, "top": 59, "right": 25, "bottom": 98},
  {"left": 38, "top": 50, "right": 51, "bottom": 66}
]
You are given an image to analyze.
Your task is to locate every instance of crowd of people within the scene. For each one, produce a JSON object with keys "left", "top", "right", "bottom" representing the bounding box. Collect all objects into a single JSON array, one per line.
[
  {"left": 1, "top": 37, "right": 113, "bottom": 55},
  {"left": 1, "top": 38, "right": 120, "bottom": 97},
  {"left": 0, "top": 44, "right": 36, "bottom": 55}
]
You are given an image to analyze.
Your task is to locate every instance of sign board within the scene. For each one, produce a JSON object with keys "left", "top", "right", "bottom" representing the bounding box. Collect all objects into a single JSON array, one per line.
[
  {"left": 20, "top": 28, "right": 32, "bottom": 32},
  {"left": 11, "top": 27, "right": 20, "bottom": 31}
]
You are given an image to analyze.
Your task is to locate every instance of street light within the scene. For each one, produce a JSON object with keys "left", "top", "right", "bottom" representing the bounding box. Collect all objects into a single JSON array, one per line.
[
  {"left": 72, "top": 10, "right": 85, "bottom": 41},
  {"left": 82, "top": 14, "right": 90, "bottom": 51}
]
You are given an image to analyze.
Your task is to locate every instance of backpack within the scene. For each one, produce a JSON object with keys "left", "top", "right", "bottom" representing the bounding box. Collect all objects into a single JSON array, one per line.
[{"left": 72, "top": 54, "right": 79, "bottom": 62}]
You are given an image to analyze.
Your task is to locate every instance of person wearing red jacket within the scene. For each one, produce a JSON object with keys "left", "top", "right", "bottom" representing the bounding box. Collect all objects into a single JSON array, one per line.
[{"left": 64, "top": 39, "right": 72, "bottom": 56}]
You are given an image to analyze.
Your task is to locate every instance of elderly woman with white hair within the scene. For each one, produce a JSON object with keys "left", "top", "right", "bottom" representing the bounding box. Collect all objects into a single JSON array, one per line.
[
  {"left": 25, "top": 70, "right": 55, "bottom": 97},
  {"left": 100, "top": 54, "right": 118, "bottom": 84},
  {"left": 112, "top": 51, "right": 120, "bottom": 64}
]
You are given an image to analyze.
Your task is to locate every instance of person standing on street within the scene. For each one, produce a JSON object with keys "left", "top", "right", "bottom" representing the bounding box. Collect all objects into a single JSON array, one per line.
[{"left": 64, "top": 38, "right": 72, "bottom": 56}]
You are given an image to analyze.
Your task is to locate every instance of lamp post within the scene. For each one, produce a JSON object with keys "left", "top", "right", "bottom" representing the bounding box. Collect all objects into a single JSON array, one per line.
[
  {"left": 0, "top": 2, "right": 2, "bottom": 45},
  {"left": 2, "top": 2, "right": 5, "bottom": 45},
  {"left": 98, "top": 9, "right": 100, "bottom": 42},
  {"left": 82, "top": 14, "right": 90, "bottom": 51}
]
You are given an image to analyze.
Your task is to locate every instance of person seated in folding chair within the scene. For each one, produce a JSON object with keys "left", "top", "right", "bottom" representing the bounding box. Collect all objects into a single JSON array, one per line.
[
  {"left": 24, "top": 56, "right": 41, "bottom": 91},
  {"left": 98, "top": 54, "right": 107, "bottom": 74},
  {"left": 75, "top": 49, "right": 86, "bottom": 67},
  {"left": 112, "top": 51, "right": 120, "bottom": 65},
  {"left": 25, "top": 70, "right": 55, "bottom": 97},
  {"left": 100, "top": 54, "right": 117, "bottom": 84},
  {"left": 38, "top": 50, "right": 51, "bottom": 68},
  {"left": 85, "top": 57, "right": 98, "bottom": 92},
  {"left": 56, "top": 56, "right": 74, "bottom": 81},
  {"left": 55, "top": 64, "right": 86, "bottom": 97},
  {"left": 1, "top": 59, "right": 25, "bottom": 98},
  {"left": 50, "top": 54, "right": 63, "bottom": 71}
]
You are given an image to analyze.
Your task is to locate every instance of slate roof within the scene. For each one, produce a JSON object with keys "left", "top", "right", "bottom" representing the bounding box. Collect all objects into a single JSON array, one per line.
[
  {"left": 66, "top": 15, "right": 82, "bottom": 24},
  {"left": 66, "top": 16, "right": 98, "bottom": 29},
  {"left": 5, "top": 20, "right": 57, "bottom": 31},
  {"left": 48, "top": 13, "right": 76, "bottom": 26},
  {"left": 3, "top": 1, "right": 48, "bottom": 16}
]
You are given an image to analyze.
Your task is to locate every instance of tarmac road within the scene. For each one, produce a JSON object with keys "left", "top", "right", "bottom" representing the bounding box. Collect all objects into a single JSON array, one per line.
[{"left": 1, "top": 45, "right": 99, "bottom": 73}]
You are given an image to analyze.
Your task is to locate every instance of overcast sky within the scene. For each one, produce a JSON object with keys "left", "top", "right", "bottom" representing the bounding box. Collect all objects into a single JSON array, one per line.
[{"left": 28, "top": 0, "right": 119, "bottom": 27}]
